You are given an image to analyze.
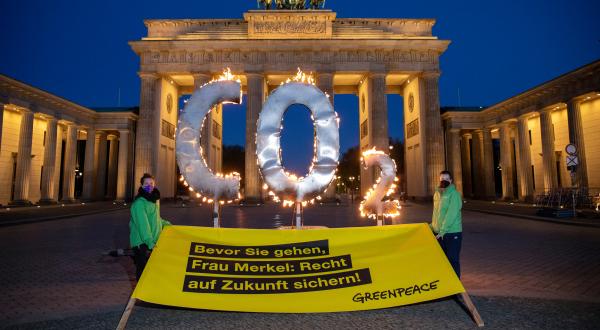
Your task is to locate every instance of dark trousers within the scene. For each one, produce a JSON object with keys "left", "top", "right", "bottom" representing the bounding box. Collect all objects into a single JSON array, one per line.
[
  {"left": 132, "top": 244, "right": 151, "bottom": 280},
  {"left": 438, "top": 232, "right": 462, "bottom": 278}
]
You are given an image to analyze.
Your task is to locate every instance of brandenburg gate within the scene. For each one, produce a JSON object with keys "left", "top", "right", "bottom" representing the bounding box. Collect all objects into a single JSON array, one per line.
[{"left": 129, "top": 9, "right": 450, "bottom": 201}]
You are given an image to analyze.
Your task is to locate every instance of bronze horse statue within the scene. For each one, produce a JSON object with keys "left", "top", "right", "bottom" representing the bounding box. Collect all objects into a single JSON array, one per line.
[{"left": 310, "top": 0, "right": 326, "bottom": 9}]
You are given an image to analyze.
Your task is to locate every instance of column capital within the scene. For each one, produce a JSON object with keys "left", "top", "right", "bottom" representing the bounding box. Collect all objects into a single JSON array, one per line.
[
  {"left": 192, "top": 72, "right": 212, "bottom": 86},
  {"left": 369, "top": 71, "right": 387, "bottom": 79},
  {"left": 19, "top": 107, "right": 34, "bottom": 114},
  {"left": 44, "top": 115, "right": 58, "bottom": 123},
  {"left": 107, "top": 134, "right": 118, "bottom": 140},
  {"left": 540, "top": 103, "right": 563, "bottom": 113},
  {"left": 517, "top": 112, "right": 536, "bottom": 121},
  {"left": 500, "top": 119, "right": 517, "bottom": 126},
  {"left": 95, "top": 130, "right": 108, "bottom": 137},
  {"left": 421, "top": 71, "right": 441, "bottom": 79},
  {"left": 568, "top": 95, "right": 588, "bottom": 104},
  {"left": 317, "top": 71, "right": 334, "bottom": 77},
  {"left": 245, "top": 72, "right": 265, "bottom": 79},
  {"left": 461, "top": 132, "right": 472, "bottom": 139},
  {"left": 138, "top": 72, "right": 159, "bottom": 80}
]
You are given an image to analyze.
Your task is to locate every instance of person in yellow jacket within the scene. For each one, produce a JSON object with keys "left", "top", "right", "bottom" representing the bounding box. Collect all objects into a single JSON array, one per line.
[
  {"left": 431, "top": 170, "right": 463, "bottom": 278},
  {"left": 130, "top": 173, "right": 171, "bottom": 280}
]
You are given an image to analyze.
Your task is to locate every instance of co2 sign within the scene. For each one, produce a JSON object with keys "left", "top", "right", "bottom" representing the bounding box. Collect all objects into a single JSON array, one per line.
[{"left": 176, "top": 75, "right": 339, "bottom": 206}]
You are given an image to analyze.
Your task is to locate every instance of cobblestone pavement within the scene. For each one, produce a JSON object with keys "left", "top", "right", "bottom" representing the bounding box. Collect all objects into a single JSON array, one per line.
[
  {"left": 1, "top": 200, "right": 599, "bottom": 328},
  {"left": 462, "top": 199, "right": 600, "bottom": 227}
]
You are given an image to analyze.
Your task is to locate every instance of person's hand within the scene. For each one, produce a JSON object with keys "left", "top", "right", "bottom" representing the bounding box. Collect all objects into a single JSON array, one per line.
[
  {"left": 140, "top": 244, "right": 152, "bottom": 257},
  {"left": 435, "top": 233, "right": 443, "bottom": 239}
]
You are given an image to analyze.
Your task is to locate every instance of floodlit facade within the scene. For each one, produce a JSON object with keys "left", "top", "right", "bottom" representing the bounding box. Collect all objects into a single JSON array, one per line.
[
  {"left": 129, "top": 9, "right": 450, "bottom": 200},
  {"left": 442, "top": 60, "right": 600, "bottom": 201},
  {"left": 0, "top": 75, "right": 137, "bottom": 205}
]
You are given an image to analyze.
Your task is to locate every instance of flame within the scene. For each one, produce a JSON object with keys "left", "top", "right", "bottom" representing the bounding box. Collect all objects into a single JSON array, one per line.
[
  {"left": 362, "top": 147, "right": 386, "bottom": 157},
  {"left": 281, "top": 68, "right": 315, "bottom": 85},
  {"left": 215, "top": 68, "right": 238, "bottom": 82}
]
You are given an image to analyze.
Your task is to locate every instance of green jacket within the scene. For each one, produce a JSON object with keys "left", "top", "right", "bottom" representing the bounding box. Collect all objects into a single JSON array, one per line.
[
  {"left": 431, "top": 184, "right": 462, "bottom": 236},
  {"left": 129, "top": 197, "right": 171, "bottom": 249}
]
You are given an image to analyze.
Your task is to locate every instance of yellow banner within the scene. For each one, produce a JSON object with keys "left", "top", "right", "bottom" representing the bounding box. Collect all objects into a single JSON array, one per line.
[{"left": 132, "top": 224, "right": 465, "bottom": 312}]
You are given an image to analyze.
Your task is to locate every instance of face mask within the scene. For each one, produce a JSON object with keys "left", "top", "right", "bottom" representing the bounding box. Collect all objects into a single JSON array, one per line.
[
  {"left": 143, "top": 185, "right": 154, "bottom": 194},
  {"left": 439, "top": 180, "right": 450, "bottom": 188}
]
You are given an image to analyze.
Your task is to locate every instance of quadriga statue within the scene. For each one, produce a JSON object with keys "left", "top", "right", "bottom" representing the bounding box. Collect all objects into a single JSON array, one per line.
[
  {"left": 257, "top": 0, "right": 273, "bottom": 10},
  {"left": 259, "top": 0, "right": 324, "bottom": 10},
  {"left": 310, "top": 0, "right": 326, "bottom": 9}
]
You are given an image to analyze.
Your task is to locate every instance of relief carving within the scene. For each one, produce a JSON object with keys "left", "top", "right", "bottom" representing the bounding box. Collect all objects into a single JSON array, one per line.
[
  {"left": 253, "top": 21, "right": 326, "bottom": 34},
  {"left": 143, "top": 49, "right": 436, "bottom": 65}
]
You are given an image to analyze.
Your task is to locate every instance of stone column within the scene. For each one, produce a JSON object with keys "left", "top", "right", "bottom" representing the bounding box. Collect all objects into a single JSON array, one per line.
[
  {"left": 61, "top": 124, "right": 78, "bottom": 202},
  {"left": 567, "top": 97, "right": 588, "bottom": 187},
  {"left": 0, "top": 101, "right": 5, "bottom": 155},
  {"left": 460, "top": 133, "right": 472, "bottom": 197},
  {"left": 106, "top": 134, "right": 119, "bottom": 199},
  {"left": 95, "top": 131, "right": 108, "bottom": 200},
  {"left": 193, "top": 73, "right": 214, "bottom": 170},
  {"left": 499, "top": 123, "right": 515, "bottom": 200},
  {"left": 135, "top": 73, "right": 159, "bottom": 185},
  {"left": 471, "top": 130, "right": 484, "bottom": 198},
  {"left": 12, "top": 109, "right": 34, "bottom": 204},
  {"left": 369, "top": 73, "right": 389, "bottom": 149},
  {"left": 244, "top": 73, "right": 265, "bottom": 202},
  {"left": 540, "top": 108, "right": 558, "bottom": 191},
  {"left": 81, "top": 128, "right": 96, "bottom": 200},
  {"left": 52, "top": 124, "right": 64, "bottom": 201},
  {"left": 116, "top": 130, "right": 130, "bottom": 201},
  {"left": 40, "top": 117, "right": 58, "bottom": 203},
  {"left": 318, "top": 72, "right": 337, "bottom": 201},
  {"left": 420, "top": 72, "right": 445, "bottom": 196},
  {"left": 517, "top": 115, "right": 534, "bottom": 200},
  {"left": 482, "top": 128, "right": 496, "bottom": 199},
  {"left": 446, "top": 129, "right": 463, "bottom": 195}
]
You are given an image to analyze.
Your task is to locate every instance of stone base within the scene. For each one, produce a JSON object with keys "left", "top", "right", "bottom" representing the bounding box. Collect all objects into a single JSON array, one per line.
[
  {"left": 239, "top": 198, "right": 264, "bottom": 206},
  {"left": 319, "top": 197, "right": 342, "bottom": 204},
  {"left": 38, "top": 199, "right": 58, "bottom": 205},
  {"left": 9, "top": 200, "right": 34, "bottom": 207}
]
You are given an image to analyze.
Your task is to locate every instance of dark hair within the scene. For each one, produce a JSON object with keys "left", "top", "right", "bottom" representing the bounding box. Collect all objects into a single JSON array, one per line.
[
  {"left": 440, "top": 170, "right": 453, "bottom": 180},
  {"left": 140, "top": 173, "right": 155, "bottom": 185}
]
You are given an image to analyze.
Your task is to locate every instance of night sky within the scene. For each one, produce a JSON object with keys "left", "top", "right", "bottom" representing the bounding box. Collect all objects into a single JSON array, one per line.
[{"left": 1, "top": 0, "right": 599, "bottom": 174}]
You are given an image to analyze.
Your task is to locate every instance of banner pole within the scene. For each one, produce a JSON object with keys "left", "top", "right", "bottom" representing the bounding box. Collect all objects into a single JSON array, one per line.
[
  {"left": 116, "top": 296, "right": 137, "bottom": 330},
  {"left": 459, "top": 292, "right": 485, "bottom": 327},
  {"left": 213, "top": 202, "right": 220, "bottom": 228}
]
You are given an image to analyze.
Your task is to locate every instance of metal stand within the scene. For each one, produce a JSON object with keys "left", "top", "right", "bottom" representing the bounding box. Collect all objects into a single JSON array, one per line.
[
  {"left": 294, "top": 202, "right": 303, "bottom": 229},
  {"left": 213, "top": 202, "right": 221, "bottom": 228},
  {"left": 570, "top": 171, "right": 577, "bottom": 217}
]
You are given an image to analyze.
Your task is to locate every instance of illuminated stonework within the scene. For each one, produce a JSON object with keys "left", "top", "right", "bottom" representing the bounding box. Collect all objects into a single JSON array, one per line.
[{"left": 130, "top": 9, "right": 450, "bottom": 200}]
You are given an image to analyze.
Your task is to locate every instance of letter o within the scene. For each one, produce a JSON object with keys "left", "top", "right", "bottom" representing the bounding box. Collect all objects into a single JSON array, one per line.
[
  {"left": 176, "top": 80, "right": 242, "bottom": 201},
  {"left": 256, "top": 82, "right": 340, "bottom": 202}
]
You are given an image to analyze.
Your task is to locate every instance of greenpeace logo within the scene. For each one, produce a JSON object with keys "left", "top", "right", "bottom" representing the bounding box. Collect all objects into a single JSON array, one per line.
[{"left": 352, "top": 280, "right": 440, "bottom": 303}]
